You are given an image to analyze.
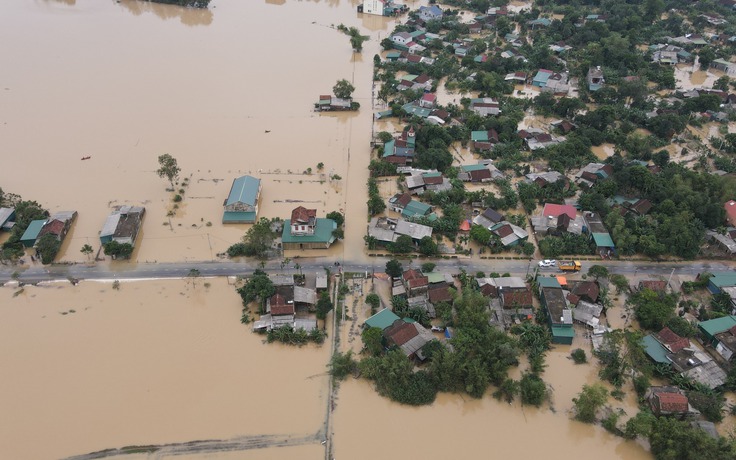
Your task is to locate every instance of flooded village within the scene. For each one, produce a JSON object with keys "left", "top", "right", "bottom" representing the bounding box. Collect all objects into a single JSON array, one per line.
[{"left": 3, "top": 0, "right": 736, "bottom": 459}]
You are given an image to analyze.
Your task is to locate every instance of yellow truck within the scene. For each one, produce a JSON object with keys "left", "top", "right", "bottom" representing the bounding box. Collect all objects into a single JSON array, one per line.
[{"left": 558, "top": 260, "right": 582, "bottom": 272}]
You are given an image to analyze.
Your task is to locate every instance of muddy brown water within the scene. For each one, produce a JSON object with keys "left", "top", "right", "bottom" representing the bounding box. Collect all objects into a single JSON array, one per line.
[{"left": 1, "top": 2, "right": 654, "bottom": 459}]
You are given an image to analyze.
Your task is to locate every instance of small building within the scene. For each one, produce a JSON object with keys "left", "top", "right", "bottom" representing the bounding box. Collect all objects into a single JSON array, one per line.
[
  {"left": 388, "top": 193, "right": 432, "bottom": 219},
  {"left": 315, "top": 95, "right": 355, "bottom": 111},
  {"left": 458, "top": 163, "right": 503, "bottom": 182},
  {"left": 282, "top": 207, "right": 336, "bottom": 250},
  {"left": 418, "top": 5, "right": 442, "bottom": 21},
  {"left": 491, "top": 221, "right": 528, "bottom": 247},
  {"left": 402, "top": 269, "right": 429, "bottom": 296},
  {"left": 384, "top": 319, "right": 435, "bottom": 359},
  {"left": 648, "top": 387, "right": 698, "bottom": 418},
  {"left": 573, "top": 300, "right": 603, "bottom": 327},
  {"left": 359, "top": 0, "right": 407, "bottom": 16},
  {"left": 469, "top": 98, "right": 500, "bottom": 116},
  {"left": 587, "top": 67, "right": 604, "bottom": 91},
  {"left": 0, "top": 207, "right": 15, "bottom": 231},
  {"left": 699, "top": 315, "right": 736, "bottom": 348},
  {"left": 20, "top": 219, "right": 47, "bottom": 248},
  {"left": 473, "top": 208, "right": 504, "bottom": 230},
  {"left": 99, "top": 206, "right": 145, "bottom": 245},
  {"left": 584, "top": 211, "right": 615, "bottom": 256},
  {"left": 223, "top": 175, "right": 261, "bottom": 224}
]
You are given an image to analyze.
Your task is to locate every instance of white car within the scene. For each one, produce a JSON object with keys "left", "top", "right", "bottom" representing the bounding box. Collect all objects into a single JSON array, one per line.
[
  {"left": 538, "top": 259, "right": 557, "bottom": 268},
  {"left": 431, "top": 326, "right": 445, "bottom": 332}
]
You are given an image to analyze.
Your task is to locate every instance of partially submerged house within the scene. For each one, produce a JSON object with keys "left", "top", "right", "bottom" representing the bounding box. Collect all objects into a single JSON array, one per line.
[
  {"left": 20, "top": 219, "right": 47, "bottom": 248},
  {"left": 38, "top": 210, "right": 77, "bottom": 243},
  {"left": 253, "top": 275, "right": 318, "bottom": 332},
  {"left": 388, "top": 193, "right": 433, "bottom": 219},
  {"left": 531, "top": 203, "right": 584, "bottom": 236},
  {"left": 384, "top": 318, "right": 435, "bottom": 360},
  {"left": 540, "top": 285, "right": 574, "bottom": 344},
  {"left": 315, "top": 95, "right": 356, "bottom": 111},
  {"left": 0, "top": 207, "right": 15, "bottom": 231},
  {"left": 584, "top": 211, "right": 615, "bottom": 256},
  {"left": 699, "top": 316, "right": 736, "bottom": 361},
  {"left": 473, "top": 207, "right": 504, "bottom": 230},
  {"left": 469, "top": 98, "right": 501, "bottom": 116},
  {"left": 458, "top": 163, "right": 503, "bottom": 182},
  {"left": 367, "top": 217, "right": 433, "bottom": 246},
  {"left": 223, "top": 175, "right": 261, "bottom": 224},
  {"left": 382, "top": 127, "right": 416, "bottom": 165},
  {"left": 647, "top": 387, "right": 699, "bottom": 418},
  {"left": 100, "top": 206, "right": 145, "bottom": 245},
  {"left": 587, "top": 67, "right": 604, "bottom": 91},
  {"left": 491, "top": 221, "right": 528, "bottom": 247},
  {"left": 358, "top": 0, "right": 407, "bottom": 16},
  {"left": 281, "top": 206, "right": 337, "bottom": 250}
]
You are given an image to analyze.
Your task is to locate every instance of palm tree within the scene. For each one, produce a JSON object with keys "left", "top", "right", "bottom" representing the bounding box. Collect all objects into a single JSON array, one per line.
[{"left": 80, "top": 244, "right": 94, "bottom": 261}]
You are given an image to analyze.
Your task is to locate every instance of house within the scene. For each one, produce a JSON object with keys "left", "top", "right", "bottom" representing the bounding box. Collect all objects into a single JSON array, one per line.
[
  {"left": 699, "top": 316, "right": 736, "bottom": 349},
  {"left": 469, "top": 98, "right": 501, "bottom": 116},
  {"left": 402, "top": 269, "right": 429, "bottom": 296},
  {"left": 542, "top": 72, "right": 571, "bottom": 95},
  {"left": 99, "top": 206, "right": 145, "bottom": 245},
  {"left": 541, "top": 286, "right": 574, "bottom": 344},
  {"left": 418, "top": 93, "right": 436, "bottom": 109},
  {"left": 223, "top": 175, "right": 261, "bottom": 224},
  {"left": 584, "top": 211, "right": 615, "bottom": 256},
  {"left": 527, "top": 17, "right": 551, "bottom": 28},
  {"left": 725, "top": 200, "right": 736, "bottom": 227},
  {"left": 532, "top": 69, "right": 554, "bottom": 87},
  {"left": 647, "top": 387, "right": 698, "bottom": 418},
  {"left": 575, "top": 162, "right": 613, "bottom": 187},
  {"left": 656, "top": 327, "right": 691, "bottom": 353},
  {"left": 20, "top": 219, "right": 47, "bottom": 248},
  {"left": 531, "top": 203, "right": 584, "bottom": 236},
  {"left": 281, "top": 207, "right": 337, "bottom": 250},
  {"left": 382, "top": 127, "right": 416, "bottom": 165},
  {"left": 569, "top": 280, "right": 600, "bottom": 303},
  {"left": 711, "top": 58, "right": 736, "bottom": 75},
  {"left": 473, "top": 208, "right": 504, "bottom": 230},
  {"left": 504, "top": 71, "right": 528, "bottom": 83},
  {"left": 358, "top": 0, "right": 406, "bottom": 16},
  {"left": 384, "top": 319, "right": 435, "bottom": 359},
  {"left": 471, "top": 129, "right": 499, "bottom": 152},
  {"left": 391, "top": 32, "right": 412, "bottom": 46},
  {"left": 364, "top": 308, "right": 401, "bottom": 330},
  {"left": 587, "top": 67, "right": 604, "bottom": 91},
  {"left": 458, "top": 163, "right": 503, "bottom": 182},
  {"left": 38, "top": 210, "right": 77, "bottom": 242},
  {"left": 315, "top": 95, "right": 354, "bottom": 111},
  {"left": 525, "top": 171, "right": 566, "bottom": 187},
  {"left": 422, "top": 172, "right": 451, "bottom": 192},
  {"left": 388, "top": 193, "right": 432, "bottom": 219},
  {"left": 573, "top": 300, "right": 603, "bottom": 327},
  {"left": 491, "top": 221, "right": 528, "bottom": 247},
  {"left": 367, "top": 217, "right": 433, "bottom": 245},
  {"left": 428, "top": 283, "right": 453, "bottom": 305},
  {"left": 518, "top": 129, "right": 564, "bottom": 150},
  {"left": 418, "top": 5, "right": 442, "bottom": 22},
  {"left": 0, "top": 207, "right": 15, "bottom": 231}
]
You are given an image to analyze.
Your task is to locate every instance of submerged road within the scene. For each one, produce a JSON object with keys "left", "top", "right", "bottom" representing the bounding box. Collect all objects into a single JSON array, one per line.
[{"left": 0, "top": 257, "right": 734, "bottom": 284}]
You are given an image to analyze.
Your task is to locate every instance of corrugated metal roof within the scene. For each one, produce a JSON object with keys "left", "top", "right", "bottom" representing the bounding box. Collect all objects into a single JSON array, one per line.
[
  {"left": 20, "top": 219, "right": 46, "bottom": 242},
  {"left": 643, "top": 334, "right": 671, "bottom": 364},
  {"left": 281, "top": 218, "right": 336, "bottom": 244},
  {"left": 699, "top": 316, "right": 736, "bottom": 338},
  {"left": 100, "top": 213, "right": 121, "bottom": 238},
  {"left": 226, "top": 175, "right": 260, "bottom": 207},
  {"left": 365, "top": 308, "right": 400, "bottom": 330}
]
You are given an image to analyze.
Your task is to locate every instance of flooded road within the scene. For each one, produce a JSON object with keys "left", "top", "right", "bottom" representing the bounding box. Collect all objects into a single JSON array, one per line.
[{"left": 0, "top": 0, "right": 387, "bottom": 265}]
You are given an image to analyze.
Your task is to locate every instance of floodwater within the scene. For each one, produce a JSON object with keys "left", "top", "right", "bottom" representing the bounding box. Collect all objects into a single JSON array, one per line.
[
  {"left": 0, "top": 278, "right": 331, "bottom": 459},
  {"left": 591, "top": 143, "right": 615, "bottom": 160},
  {"left": 0, "top": 0, "right": 390, "bottom": 265}
]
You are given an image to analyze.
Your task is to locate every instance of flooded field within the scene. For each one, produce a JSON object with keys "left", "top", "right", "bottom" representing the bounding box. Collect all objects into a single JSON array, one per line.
[
  {"left": 0, "top": 0, "right": 387, "bottom": 265},
  {"left": 0, "top": 278, "right": 331, "bottom": 460}
]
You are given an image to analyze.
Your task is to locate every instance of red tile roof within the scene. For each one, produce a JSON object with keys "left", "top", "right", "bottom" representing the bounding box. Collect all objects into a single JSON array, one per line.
[
  {"left": 39, "top": 219, "right": 65, "bottom": 238},
  {"left": 429, "top": 285, "right": 453, "bottom": 304},
  {"left": 403, "top": 269, "right": 423, "bottom": 281},
  {"left": 657, "top": 327, "right": 690, "bottom": 353},
  {"left": 496, "top": 224, "right": 514, "bottom": 237},
  {"left": 502, "top": 290, "right": 533, "bottom": 308},
  {"left": 726, "top": 200, "right": 736, "bottom": 227},
  {"left": 639, "top": 280, "right": 667, "bottom": 292},
  {"left": 386, "top": 321, "right": 419, "bottom": 346},
  {"left": 572, "top": 281, "right": 599, "bottom": 302},
  {"left": 291, "top": 206, "right": 316, "bottom": 224},
  {"left": 654, "top": 392, "right": 689, "bottom": 413},
  {"left": 480, "top": 284, "right": 497, "bottom": 297},
  {"left": 542, "top": 203, "right": 577, "bottom": 220},
  {"left": 269, "top": 294, "right": 294, "bottom": 316}
]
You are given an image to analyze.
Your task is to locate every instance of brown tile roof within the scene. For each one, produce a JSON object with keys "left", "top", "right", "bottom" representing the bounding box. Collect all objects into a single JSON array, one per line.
[
  {"left": 566, "top": 293, "right": 580, "bottom": 305},
  {"left": 408, "top": 276, "right": 429, "bottom": 290},
  {"left": 385, "top": 320, "right": 419, "bottom": 346},
  {"left": 429, "top": 285, "right": 453, "bottom": 304},
  {"left": 657, "top": 327, "right": 690, "bottom": 353},
  {"left": 654, "top": 392, "right": 689, "bottom": 413},
  {"left": 469, "top": 169, "right": 492, "bottom": 182},
  {"left": 403, "top": 269, "right": 423, "bottom": 281},
  {"left": 269, "top": 294, "right": 294, "bottom": 316},
  {"left": 496, "top": 224, "right": 514, "bottom": 237},
  {"left": 291, "top": 206, "right": 316, "bottom": 224},
  {"left": 631, "top": 199, "right": 652, "bottom": 215},
  {"left": 571, "top": 281, "right": 599, "bottom": 302},
  {"left": 480, "top": 283, "right": 497, "bottom": 297},
  {"left": 396, "top": 193, "right": 412, "bottom": 207},
  {"left": 639, "top": 280, "right": 667, "bottom": 292},
  {"left": 502, "top": 290, "right": 533, "bottom": 308}
]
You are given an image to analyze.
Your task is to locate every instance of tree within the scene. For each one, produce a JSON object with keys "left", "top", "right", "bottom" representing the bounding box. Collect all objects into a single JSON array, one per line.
[
  {"left": 36, "top": 234, "right": 60, "bottom": 265},
  {"left": 103, "top": 241, "right": 134, "bottom": 260},
  {"left": 389, "top": 235, "right": 414, "bottom": 254},
  {"left": 333, "top": 79, "right": 355, "bottom": 99},
  {"left": 630, "top": 288, "right": 678, "bottom": 331},
  {"left": 573, "top": 384, "right": 608, "bottom": 423},
  {"left": 362, "top": 326, "right": 384, "bottom": 356},
  {"left": 316, "top": 292, "right": 333, "bottom": 322},
  {"left": 236, "top": 269, "right": 275, "bottom": 311},
  {"left": 421, "top": 262, "right": 436, "bottom": 273},
  {"left": 571, "top": 348, "right": 587, "bottom": 364},
  {"left": 587, "top": 265, "right": 609, "bottom": 280},
  {"left": 418, "top": 236, "right": 438, "bottom": 256},
  {"left": 80, "top": 244, "right": 94, "bottom": 261},
  {"left": 156, "top": 154, "right": 181, "bottom": 188},
  {"left": 326, "top": 211, "right": 345, "bottom": 228},
  {"left": 328, "top": 351, "right": 357, "bottom": 381},
  {"left": 385, "top": 259, "right": 403, "bottom": 278},
  {"left": 365, "top": 292, "right": 381, "bottom": 311},
  {"left": 609, "top": 274, "right": 629, "bottom": 294},
  {"left": 228, "top": 217, "right": 276, "bottom": 259},
  {"left": 649, "top": 417, "right": 736, "bottom": 459},
  {"left": 520, "top": 372, "right": 546, "bottom": 406}
]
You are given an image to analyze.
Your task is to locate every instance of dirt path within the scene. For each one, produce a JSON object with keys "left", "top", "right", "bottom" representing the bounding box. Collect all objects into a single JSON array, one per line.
[{"left": 62, "top": 432, "right": 324, "bottom": 460}]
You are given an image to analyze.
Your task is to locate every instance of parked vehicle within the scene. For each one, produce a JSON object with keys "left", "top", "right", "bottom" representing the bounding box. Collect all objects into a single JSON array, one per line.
[
  {"left": 538, "top": 259, "right": 557, "bottom": 268},
  {"left": 558, "top": 260, "right": 582, "bottom": 272}
]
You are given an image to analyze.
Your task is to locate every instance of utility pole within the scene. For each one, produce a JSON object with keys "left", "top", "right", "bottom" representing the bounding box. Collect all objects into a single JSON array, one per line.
[{"left": 667, "top": 267, "right": 676, "bottom": 292}]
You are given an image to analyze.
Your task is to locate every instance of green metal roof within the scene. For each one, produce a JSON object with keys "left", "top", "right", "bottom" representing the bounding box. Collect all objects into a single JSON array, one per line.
[
  {"left": 461, "top": 164, "right": 487, "bottom": 172},
  {"left": 471, "top": 131, "right": 490, "bottom": 142},
  {"left": 226, "top": 175, "right": 260, "bottom": 207},
  {"left": 281, "top": 218, "right": 336, "bottom": 244},
  {"left": 642, "top": 334, "right": 670, "bottom": 364},
  {"left": 536, "top": 276, "right": 562, "bottom": 288},
  {"left": 383, "top": 139, "right": 395, "bottom": 157},
  {"left": 422, "top": 172, "right": 442, "bottom": 178},
  {"left": 708, "top": 272, "right": 736, "bottom": 289},
  {"left": 426, "top": 272, "right": 445, "bottom": 284},
  {"left": 698, "top": 316, "right": 736, "bottom": 338},
  {"left": 592, "top": 232, "right": 615, "bottom": 248},
  {"left": 20, "top": 219, "right": 46, "bottom": 244},
  {"left": 365, "top": 308, "right": 400, "bottom": 330},
  {"left": 402, "top": 201, "right": 431, "bottom": 218},
  {"left": 551, "top": 326, "right": 575, "bottom": 337}
]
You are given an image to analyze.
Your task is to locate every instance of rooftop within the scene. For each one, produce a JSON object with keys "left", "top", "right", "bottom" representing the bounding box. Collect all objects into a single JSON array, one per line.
[
  {"left": 226, "top": 175, "right": 260, "bottom": 207},
  {"left": 282, "top": 218, "right": 336, "bottom": 244}
]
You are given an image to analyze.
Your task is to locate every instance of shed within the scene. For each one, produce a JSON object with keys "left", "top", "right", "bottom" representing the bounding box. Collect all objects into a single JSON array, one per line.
[
  {"left": 20, "top": 219, "right": 47, "bottom": 247},
  {"left": 551, "top": 326, "right": 575, "bottom": 345}
]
